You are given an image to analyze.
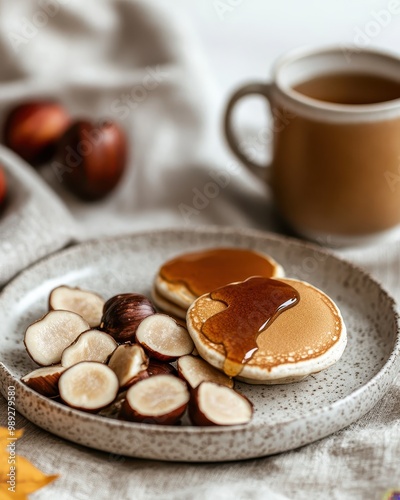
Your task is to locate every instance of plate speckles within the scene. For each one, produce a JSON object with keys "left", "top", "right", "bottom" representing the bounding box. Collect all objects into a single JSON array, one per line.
[{"left": 0, "top": 227, "right": 399, "bottom": 462}]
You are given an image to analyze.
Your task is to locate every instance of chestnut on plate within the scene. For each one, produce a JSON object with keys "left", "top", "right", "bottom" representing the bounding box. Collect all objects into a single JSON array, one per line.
[
  {"left": 24, "top": 310, "right": 90, "bottom": 366},
  {"left": 49, "top": 285, "right": 105, "bottom": 328},
  {"left": 3, "top": 101, "right": 71, "bottom": 166},
  {"left": 189, "top": 382, "right": 253, "bottom": 426},
  {"left": 177, "top": 355, "right": 233, "bottom": 389},
  {"left": 99, "top": 391, "right": 127, "bottom": 419},
  {"left": 58, "top": 361, "right": 119, "bottom": 412},
  {"left": 101, "top": 293, "right": 156, "bottom": 343},
  {"left": 119, "top": 375, "right": 189, "bottom": 425},
  {"left": 108, "top": 344, "right": 149, "bottom": 389},
  {"left": 147, "top": 359, "right": 178, "bottom": 378},
  {"left": 136, "top": 314, "right": 194, "bottom": 361},
  {"left": 61, "top": 329, "right": 117, "bottom": 367},
  {"left": 56, "top": 120, "right": 127, "bottom": 201},
  {"left": 22, "top": 365, "right": 66, "bottom": 398}
]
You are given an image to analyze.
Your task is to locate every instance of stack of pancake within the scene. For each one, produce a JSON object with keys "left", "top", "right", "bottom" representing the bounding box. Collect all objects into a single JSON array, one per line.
[
  {"left": 152, "top": 247, "right": 347, "bottom": 384},
  {"left": 152, "top": 247, "right": 284, "bottom": 320}
]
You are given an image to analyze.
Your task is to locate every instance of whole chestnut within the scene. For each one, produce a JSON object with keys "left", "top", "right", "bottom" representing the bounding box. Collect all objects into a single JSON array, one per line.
[
  {"left": 56, "top": 120, "right": 127, "bottom": 201},
  {"left": 0, "top": 166, "right": 6, "bottom": 210},
  {"left": 100, "top": 293, "right": 156, "bottom": 343},
  {"left": 3, "top": 101, "right": 71, "bottom": 166}
]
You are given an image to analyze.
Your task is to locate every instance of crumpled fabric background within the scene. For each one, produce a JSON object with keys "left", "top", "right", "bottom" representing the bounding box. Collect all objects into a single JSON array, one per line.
[
  {"left": 0, "top": 1, "right": 399, "bottom": 499},
  {"left": 0, "top": 0, "right": 273, "bottom": 290}
]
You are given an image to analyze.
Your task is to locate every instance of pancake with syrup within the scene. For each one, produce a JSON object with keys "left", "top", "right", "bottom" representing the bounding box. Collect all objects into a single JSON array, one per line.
[
  {"left": 186, "top": 277, "right": 347, "bottom": 384},
  {"left": 152, "top": 247, "right": 284, "bottom": 319}
]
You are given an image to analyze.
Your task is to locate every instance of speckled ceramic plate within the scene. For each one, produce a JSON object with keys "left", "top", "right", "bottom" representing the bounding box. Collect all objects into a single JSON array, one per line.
[{"left": 0, "top": 227, "right": 399, "bottom": 462}]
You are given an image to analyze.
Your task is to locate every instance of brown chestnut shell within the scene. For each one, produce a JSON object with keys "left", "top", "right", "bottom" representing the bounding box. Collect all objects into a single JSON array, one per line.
[
  {"left": 100, "top": 293, "right": 156, "bottom": 343},
  {"left": 4, "top": 101, "right": 71, "bottom": 166},
  {"left": 56, "top": 120, "right": 127, "bottom": 201}
]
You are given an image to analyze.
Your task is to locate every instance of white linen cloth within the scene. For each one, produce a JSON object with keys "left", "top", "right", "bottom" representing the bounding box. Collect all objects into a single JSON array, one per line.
[
  {"left": 0, "top": 1, "right": 399, "bottom": 499},
  {"left": 0, "top": 0, "right": 276, "bottom": 286}
]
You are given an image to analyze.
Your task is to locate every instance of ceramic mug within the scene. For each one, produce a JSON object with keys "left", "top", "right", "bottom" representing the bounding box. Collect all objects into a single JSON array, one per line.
[{"left": 224, "top": 46, "right": 400, "bottom": 245}]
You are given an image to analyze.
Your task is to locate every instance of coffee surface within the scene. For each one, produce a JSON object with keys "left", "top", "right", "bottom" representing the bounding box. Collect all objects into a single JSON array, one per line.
[{"left": 293, "top": 72, "right": 400, "bottom": 105}]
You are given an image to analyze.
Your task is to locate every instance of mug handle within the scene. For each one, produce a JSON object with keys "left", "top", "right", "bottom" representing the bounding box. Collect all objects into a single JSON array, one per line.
[{"left": 224, "top": 83, "right": 272, "bottom": 183}]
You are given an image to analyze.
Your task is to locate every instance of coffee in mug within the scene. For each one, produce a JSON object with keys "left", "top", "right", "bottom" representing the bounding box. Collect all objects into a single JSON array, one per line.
[
  {"left": 293, "top": 72, "right": 400, "bottom": 105},
  {"left": 224, "top": 47, "right": 400, "bottom": 245}
]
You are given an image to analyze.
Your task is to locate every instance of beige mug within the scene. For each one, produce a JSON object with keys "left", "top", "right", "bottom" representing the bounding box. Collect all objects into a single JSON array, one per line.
[{"left": 224, "top": 46, "right": 400, "bottom": 245}]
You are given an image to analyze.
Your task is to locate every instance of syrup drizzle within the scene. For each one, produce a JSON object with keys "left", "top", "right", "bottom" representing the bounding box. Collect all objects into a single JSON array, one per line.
[{"left": 201, "top": 277, "right": 300, "bottom": 376}]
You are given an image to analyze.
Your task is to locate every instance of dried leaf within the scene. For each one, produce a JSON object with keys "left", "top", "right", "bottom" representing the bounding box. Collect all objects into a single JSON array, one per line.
[{"left": 0, "top": 427, "right": 58, "bottom": 499}]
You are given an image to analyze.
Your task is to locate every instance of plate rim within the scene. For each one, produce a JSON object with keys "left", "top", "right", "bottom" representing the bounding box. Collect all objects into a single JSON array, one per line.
[{"left": 1, "top": 225, "right": 399, "bottom": 437}]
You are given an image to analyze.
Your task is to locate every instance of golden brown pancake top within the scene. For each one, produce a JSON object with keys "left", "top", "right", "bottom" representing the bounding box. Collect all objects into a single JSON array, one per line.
[{"left": 188, "top": 278, "right": 343, "bottom": 374}]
